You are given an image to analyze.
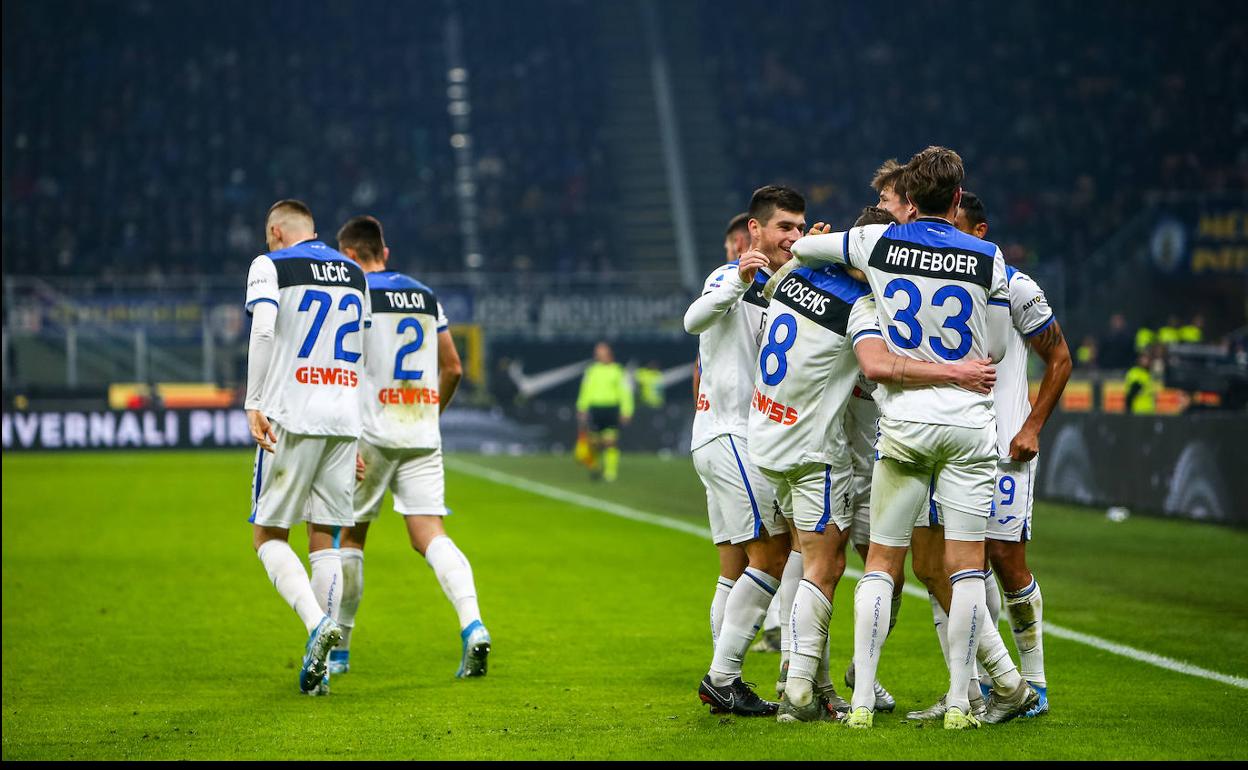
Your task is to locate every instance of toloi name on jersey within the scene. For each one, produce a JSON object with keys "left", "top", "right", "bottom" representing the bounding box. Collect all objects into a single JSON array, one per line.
[
  {"left": 379, "top": 386, "right": 439, "bottom": 405},
  {"left": 869, "top": 237, "right": 994, "bottom": 288},
  {"left": 295, "top": 366, "right": 359, "bottom": 387},
  {"left": 752, "top": 387, "right": 798, "bottom": 425},
  {"left": 371, "top": 288, "right": 436, "bottom": 314}
]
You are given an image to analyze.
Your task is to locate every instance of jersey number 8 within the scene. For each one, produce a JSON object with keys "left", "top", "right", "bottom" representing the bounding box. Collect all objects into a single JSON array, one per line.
[
  {"left": 760, "top": 313, "right": 798, "bottom": 386},
  {"left": 883, "top": 278, "right": 973, "bottom": 361},
  {"left": 296, "top": 289, "right": 362, "bottom": 362}
]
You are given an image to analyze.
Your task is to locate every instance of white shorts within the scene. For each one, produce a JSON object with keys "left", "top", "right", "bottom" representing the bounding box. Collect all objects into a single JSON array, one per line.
[
  {"left": 763, "top": 461, "right": 854, "bottom": 535},
  {"left": 249, "top": 423, "right": 355, "bottom": 529},
  {"left": 355, "top": 442, "right": 448, "bottom": 521},
  {"left": 693, "top": 435, "right": 786, "bottom": 545},
  {"left": 849, "top": 468, "right": 872, "bottom": 549},
  {"left": 986, "top": 458, "right": 1037, "bottom": 542},
  {"left": 868, "top": 417, "right": 998, "bottom": 547}
]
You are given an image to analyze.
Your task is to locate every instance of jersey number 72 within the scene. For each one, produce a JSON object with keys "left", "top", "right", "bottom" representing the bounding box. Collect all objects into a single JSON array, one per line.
[{"left": 296, "top": 289, "right": 362, "bottom": 362}]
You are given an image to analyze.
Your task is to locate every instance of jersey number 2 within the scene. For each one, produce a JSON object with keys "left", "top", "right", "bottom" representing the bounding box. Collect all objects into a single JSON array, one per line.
[
  {"left": 393, "top": 317, "right": 426, "bottom": 380},
  {"left": 296, "top": 289, "right": 362, "bottom": 362}
]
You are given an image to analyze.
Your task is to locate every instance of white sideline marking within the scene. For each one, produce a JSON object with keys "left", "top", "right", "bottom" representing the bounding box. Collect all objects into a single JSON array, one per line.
[{"left": 446, "top": 458, "right": 1248, "bottom": 690}]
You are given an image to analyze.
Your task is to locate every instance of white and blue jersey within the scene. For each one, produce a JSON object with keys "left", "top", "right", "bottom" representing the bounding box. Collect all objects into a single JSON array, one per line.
[
  {"left": 993, "top": 266, "right": 1054, "bottom": 459},
  {"left": 747, "top": 265, "right": 879, "bottom": 473},
  {"left": 360, "top": 270, "right": 450, "bottom": 450},
  {"left": 791, "top": 218, "right": 1010, "bottom": 429},
  {"left": 244, "top": 240, "right": 371, "bottom": 437}
]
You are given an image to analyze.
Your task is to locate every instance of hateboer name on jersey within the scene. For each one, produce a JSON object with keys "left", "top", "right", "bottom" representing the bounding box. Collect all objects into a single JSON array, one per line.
[
  {"left": 772, "top": 271, "right": 856, "bottom": 335},
  {"left": 868, "top": 236, "right": 994, "bottom": 289},
  {"left": 370, "top": 287, "right": 437, "bottom": 315},
  {"left": 274, "top": 257, "right": 368, "bottom": 291}
]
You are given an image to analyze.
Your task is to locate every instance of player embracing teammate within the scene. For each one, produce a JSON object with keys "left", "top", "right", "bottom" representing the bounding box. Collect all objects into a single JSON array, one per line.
[{"left": 244, "top": 203, "right": 489, "bottom": 695}]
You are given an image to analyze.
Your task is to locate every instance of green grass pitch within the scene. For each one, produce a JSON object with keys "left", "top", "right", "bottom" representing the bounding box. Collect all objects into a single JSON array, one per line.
[{"left": 3, "top": 450, "right": 1247, "bottom": 760}]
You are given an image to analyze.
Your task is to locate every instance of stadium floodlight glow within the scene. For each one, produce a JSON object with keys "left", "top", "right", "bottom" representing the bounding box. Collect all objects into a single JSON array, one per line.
[
  {"left": 448, "top": 101, "right": 471, "bottom": 117},
  {"left": 447, "top": 84, "right": 467, "bottom": 100},
  {"left": 450, "top": 133, "right": 470, "bottom": 149},
  {"left": 465, "top": 252, "right": 484, "bottom": 269},
  {"left": 447, "top": 67, "right": 467, "bottom": 83}
]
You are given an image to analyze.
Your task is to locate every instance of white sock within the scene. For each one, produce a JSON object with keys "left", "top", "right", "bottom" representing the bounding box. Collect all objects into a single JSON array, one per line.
[
  {"left": 424, "top": 535, "right": 481, "bottom": 630},
  {"left": 309, "top": 548, "right": 343, "bottom": 624},
  {"left": 711, "top": 577, "right": 735, "bottom": 646},
  {"left": 338, "top": 547, "right": 364, "bottom": 650},
  {"left": 1005, "top": 578, "right": 1045, "bottom": 687},
  {"left": 978, "top": 568, "right": 1003, "bottom": 682},
  {"left": 709, "top": 567, "right": 779, "bottom": 686},
  {"left": 888, "top": 592, "right": 902, "bottom": 637},
  {"left": 764, "top": 592, "right": 781, "bottom": 631},
  {"left": 929, "top": 592, "right": 951, "bottom": 667},
  {"left": 786, "top": 579, "right": 832, "bottom": 706},
  {"left": 851, "top": 571, "right": 894, "bottom": 711},
  {"left": 777, "top": 550, "right": 803, "bottom": 666},
  {"left": 257, "top": 540, "right": 323, "bottom": 633},
  {"left": 976, "top": 619, "right": 1023, "bottom": 693},
  {"left": 946, "top": 570, "right": 987, "bottom": 713}
]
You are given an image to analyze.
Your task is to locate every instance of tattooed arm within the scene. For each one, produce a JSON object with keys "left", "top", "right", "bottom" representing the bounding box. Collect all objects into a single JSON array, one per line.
[{"left": 1010, "top": 320, "right": 1072, "bottom": 461}]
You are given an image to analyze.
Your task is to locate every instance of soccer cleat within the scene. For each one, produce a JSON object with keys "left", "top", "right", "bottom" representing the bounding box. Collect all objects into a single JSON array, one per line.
[
  {"left": 698, "top": 676, "right": 779, "bottom": 717},
  {"left": 776, "top": 658, "right": 789, "bottom": 697},
  {"left": 844, "top": 661, "right": 896, "bottom": 712},
  {"left": 943, "top": 705, "right": 981, "bottom": 730},
  {"left": 1023, "top": 684, "right": 1049, "bottom": 718},
  {"left": 299, "top": 616, "right": 343, "bottom": 693},
  {"left": 456, "top": 620, "right": 491, "bottom": 678},
  {"left": 905, "top": 695, "right": 947, "bottom": 721},
  {"left": 981, "top": 680, "right": 1040, "bottom": 724},
  {"left": 327, "top": 649, "right": 350, "bottom": 676},
  {"left": 304, "top": 671, "right": 330, "bottom": 697},
  {"left": 842, "top": 706, "right": 874, "bottom": 729},
  {"left": 816, "top": 683, "right": 851, "bottom": 716},
  {"left": 750, "top": 627, "right": 782, "bottom": 654},
  {"left": 979, "top": 681, "right": 992, "bottom": 700},
  {"left": 777, "top": 691, "right": 836, "bottom": 723}
]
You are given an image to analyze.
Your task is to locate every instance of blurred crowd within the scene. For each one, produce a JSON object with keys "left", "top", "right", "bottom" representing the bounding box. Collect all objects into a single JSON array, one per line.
[
  {"left": 697, "top": 0, "right": 1247, "bottom": 313},
  {"left": 2, "top": 0, "right": 610, "bottom": 278}
]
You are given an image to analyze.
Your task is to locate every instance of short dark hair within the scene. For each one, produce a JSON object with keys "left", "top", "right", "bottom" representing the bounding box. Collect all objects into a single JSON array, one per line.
[
  {"left": 748, "top": 185, "right": 805, "bottom": 226},
  {"left": 337, "top": 215, "right": 385, "bottom": 263},
  {"left": 870, "top": 159, "right": 906, "bottom": 200},
  {"left": 724, "top": 212, "right": 750, "bottom": 238},
  {"left": 267, "top": 199, "right": 314, "bottom": 226},
  {"left": 900, "top": 146, "right": 964, "bottom": 215},
  {"left": 958, "top": 190, "right": 987, "bottom": 228},
  {"left": 853, "top": 206, "right": 898, "bottom": 228}
]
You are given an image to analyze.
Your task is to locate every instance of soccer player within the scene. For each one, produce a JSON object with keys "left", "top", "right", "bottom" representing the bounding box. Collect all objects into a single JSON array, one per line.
[
  {"left": 245, "top": 199, "right": 370, "bottom": 695},
  {"left": 576, "top": 342, "right": 634, "bottom": 482},
  {"left": 325, "top": 215, "right": 490, "bottom": 679},
  {"left": 791, "top": 147, "right": 1038, "bottom": 729},
  {"left": 956, "top": 192, "right": 1071, "bottom": 716},
  {"left": 750, "top": 206, "right": 999, "bottom": 723},
  {"left": 686, "top": 186, "right": 801, "bottom": 717}
]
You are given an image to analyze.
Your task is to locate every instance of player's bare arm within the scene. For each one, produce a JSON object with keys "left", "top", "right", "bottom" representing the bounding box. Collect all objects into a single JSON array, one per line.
[
  {"left": 1010, "top": 319, "right": 1072, "bottom": 461},
  {"left": 437, "top": 330, "right": 464, "bottom": 413},
  {"left": 853, "top": 337, "right": 996, "bottom": 394}
]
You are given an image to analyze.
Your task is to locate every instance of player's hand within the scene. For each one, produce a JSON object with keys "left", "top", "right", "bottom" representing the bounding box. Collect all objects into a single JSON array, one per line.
[
  {"left": 355, "top": 452, "right": 367, "bottom": 482},
  {"left": 1009, "top": 426, "right": 1040, "bottom": 462},
  {"left": 949, "top": 359, "right": 996, "bottom": 394},
  {"left": 247, "top": 409, "right": 277, "bottom": 453},
  {"left": 806, "top": 222, "right": 831, "bottom": 237},
  {"left": 737, "top": 249, "right": 769, "bottom": 283}
]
